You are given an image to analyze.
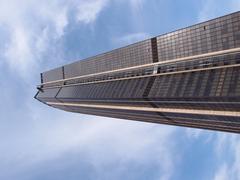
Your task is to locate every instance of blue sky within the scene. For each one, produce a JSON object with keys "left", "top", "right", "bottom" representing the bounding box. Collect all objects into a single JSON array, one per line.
[{"left": 0, "top": 0, "right": 240, "bottom": 180}]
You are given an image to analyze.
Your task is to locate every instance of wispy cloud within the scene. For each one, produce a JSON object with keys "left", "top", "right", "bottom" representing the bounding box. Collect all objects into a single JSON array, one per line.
[
  {"left": 197, "top": 1, "right": 240, "bottom": 179},
  {"left": 0, "top": 108, "right": 177, "bottom": 179},
  {"left": 212, "top": 134, "right": 240, "bottom": 180},
  {"left": 76, "top": 0, "right": 109, "bottom": 24},
  {"left": 198, "top": 0, "right": 218, "bottom": 22},
  {"left": 214, "top": 163, "right": 228, "bottom": 180},
  {"left": 3, "top": 1, "right": 239, "bottom": 180},
  {"left": 0, "top": 2, "right": 179, "bottom": 180},
  {"left": 113, "top": 32, "right": 150, "bottom": 46},
  {"left": 0, "top": 0, "right": 109, "bottom": 79},
  {"left": 198, "top": 0, "right": 240, "bottom": 22},
  {"left": 129, "top": 0, "right": 145, "bottom": 11}
]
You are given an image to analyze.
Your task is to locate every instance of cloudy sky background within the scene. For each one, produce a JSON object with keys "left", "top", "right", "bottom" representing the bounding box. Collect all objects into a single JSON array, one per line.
[{"left": 0, "top": 0, "right": 240, "bottom": 179}]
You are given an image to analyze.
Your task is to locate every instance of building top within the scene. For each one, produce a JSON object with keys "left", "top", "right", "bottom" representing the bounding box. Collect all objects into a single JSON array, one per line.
[{"left": 41, "top": 11, "right": 240, "bottom": 84}]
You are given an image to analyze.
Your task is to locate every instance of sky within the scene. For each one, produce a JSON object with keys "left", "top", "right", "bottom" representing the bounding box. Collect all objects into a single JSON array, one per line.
[{"left": 0, "top": 0, "right": 240, "bottom": 180}]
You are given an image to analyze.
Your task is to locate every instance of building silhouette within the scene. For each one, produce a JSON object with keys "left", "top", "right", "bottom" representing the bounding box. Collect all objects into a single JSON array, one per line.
[{"left": 35, "top": 11, "right": 240, "bottom": 133}]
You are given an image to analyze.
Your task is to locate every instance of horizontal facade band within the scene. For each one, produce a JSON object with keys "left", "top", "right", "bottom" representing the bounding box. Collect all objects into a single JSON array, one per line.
[
  {"left": 47, "top": 102, "right": 240, "bottom": 117},
  {"left": 73, "top": 107, "right": 240, "bottom": 132},
  {"left": 47, "top": 99, "right": 240, "bottom": 104},
  {"left": 40, "top": 62, "right": 240, "bottom": 90},
  {"left": 39, "top": 47, "right": 240, "bottom": 86},
  {"left": 66, "top": 106, "right": 240, "bottom": 132},
  {"left": 50, "top": 103, "right": 240, "bottom": 133}
]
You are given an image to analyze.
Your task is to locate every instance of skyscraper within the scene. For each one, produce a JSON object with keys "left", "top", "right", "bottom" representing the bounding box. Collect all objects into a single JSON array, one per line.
[{"left": 35, "top": 11, "right": 240, "bottom": 133}]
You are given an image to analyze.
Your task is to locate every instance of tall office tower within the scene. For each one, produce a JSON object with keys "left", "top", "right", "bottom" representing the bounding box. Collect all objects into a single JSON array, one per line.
[{"left": 35, "top": 12, "right": 240, "bottom": 133}]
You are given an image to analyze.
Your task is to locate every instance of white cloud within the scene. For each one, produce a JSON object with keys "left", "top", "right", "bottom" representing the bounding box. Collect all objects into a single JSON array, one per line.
[
  {"left": 113, "top": 32, "right": 150, "bottom": 46},
  {"left": 212, "top": 134, "right": 240, "bottom": 180},
  {"left": 4, "top": 26, "right": 35, "bottom": 75},
  {"left": 198, "top": 0, "right": 218, "bottom": 22},
  {"left": 198, "top": 0, "right": 240, "bottom": 22},
  {"left": 0, "top": 66, "right": 178, "bottom": 178},
  {"left": 0, "top": 0, "right": 109, "bottom": 79},
  {"left": 0, "top": 0, "right": 150, "bottom": 78},
  {"left": 214, "top": 164, "right": 228, "bottom": 180},
  {"left": 1, "top": 2, "right": 238, "bottom": 180},
  {"left": 129, "top": 0, "right": 144, "bottom": 11},
  {"left": 0, "top": 104, "right": 177, "bottom": 179},
  {"left": 198, "top": 2, "right": 240, "bottom": 179},
  {"left": 76, "top": 0, "right": 109, "bottom": 24}
]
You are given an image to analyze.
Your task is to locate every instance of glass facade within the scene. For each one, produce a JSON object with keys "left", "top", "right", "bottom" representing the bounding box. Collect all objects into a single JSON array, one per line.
[
  {"left": 36, "top": 11, "right": 240, "bottom": 133},
  {"left": 157, "top": 12, "right": 240, "bottom": 61}
]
